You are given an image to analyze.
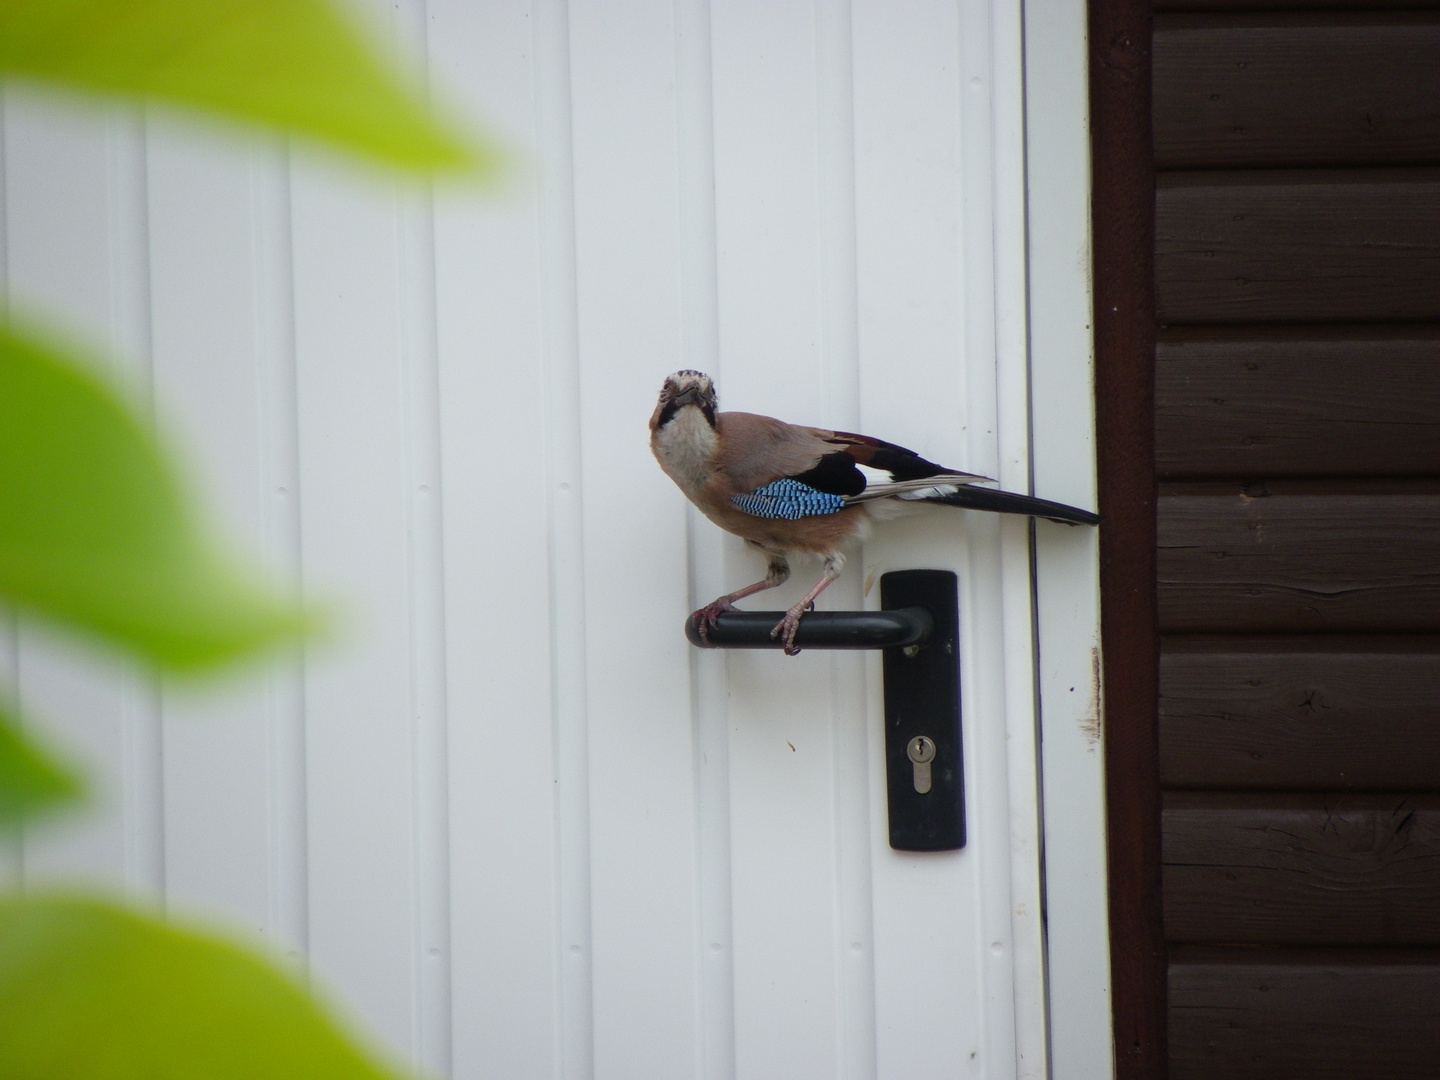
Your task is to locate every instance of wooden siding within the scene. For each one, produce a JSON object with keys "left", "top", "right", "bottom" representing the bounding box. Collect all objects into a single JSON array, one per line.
[
  {"left": 1153, "top": 15, "right": 1440, "bottom": 168},
  {"left": 1151, "top": 7, "right": 1440, "bottom": 1077},
  {"left": 1156, "top": 326, "right": 1440, "bottom": 478},
  {"left": 1163, "top": 792, "right": 1440, "bottom": 944},
  {"left": 1156, "top": 0, "right": 1440, "bottom": 11},
  {"left": 1160, "top": 635, "right": 1440, "bottom": 790},
  {"left": 1155, "top": 170, "right": 1440, "bottom": 324},
  {"left": 1168, "top": 948, "right": 1440, "bottom": 1080},
  {"left": 1157, "top": 481, "right": 1440, "bottom": 632}
]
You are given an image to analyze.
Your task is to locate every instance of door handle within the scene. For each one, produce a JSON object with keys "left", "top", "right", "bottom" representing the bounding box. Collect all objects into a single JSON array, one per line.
[
  {"left": 684, "top": 606, "right": 932, "bottom": 650},
  {"left": 684, "top": 569, "right": 965, "bottom": 852}
]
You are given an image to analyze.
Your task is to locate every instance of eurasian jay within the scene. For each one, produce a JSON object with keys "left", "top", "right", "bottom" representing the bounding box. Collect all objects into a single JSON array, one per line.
[{"left": 650, "top": 370, "right": 1099, "bottom": 654}]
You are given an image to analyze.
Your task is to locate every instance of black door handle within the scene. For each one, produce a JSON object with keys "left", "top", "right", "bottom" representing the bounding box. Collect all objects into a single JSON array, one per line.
[{"left": 683, "top": 569, "right": 965, "bottom": 852}]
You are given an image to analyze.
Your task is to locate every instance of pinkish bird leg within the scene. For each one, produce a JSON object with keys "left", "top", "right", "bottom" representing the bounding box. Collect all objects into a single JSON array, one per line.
[
  {"left": 692, "top": 556, "right": 791, "bottom": 645},
  {"left": 770, "top": 555, "right": 844, "bottom": 656},
  {"left": 693, "top": 580, "right": 769, "bottom": 644}
]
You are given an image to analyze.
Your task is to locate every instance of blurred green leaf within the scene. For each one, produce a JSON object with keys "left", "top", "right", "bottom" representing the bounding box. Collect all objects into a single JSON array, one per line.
[
  {"left": 0, "top": 324, "right": 312, "bottom": 671},
  {"left": 0, "top": 894, "right": 406, "bottom": 1079},
  {"left": 0, "top": 703, "right": 84, "bottom": 829},
  {"left": 0, "top": 0, "right": 500, "bottom": 176}
]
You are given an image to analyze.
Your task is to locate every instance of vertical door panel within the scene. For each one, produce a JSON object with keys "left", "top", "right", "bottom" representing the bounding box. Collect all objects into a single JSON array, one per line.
[
  {"left": 2, "top": 93, "right": 163, "bottom": 898},
  {"left": 427, "top": 0, "right": 566, "bottom": 1076},
  {"left": 567, "top": 3, "right": 703, "bottom": 1077},
  {"left": 146, "top": 125, "right": 278, "bottom": 943},
  {"left": 710, "top": 4, "right": 847, "bottom": 1077},
  {"left": 852, "top": 5, "right": 978, "bottom": 1075},
  {"left": 289, "top": 166, "right": 419, "bottom": 1058},
  {"left": 851, "top": 2, "right": 1035, "bottom": 1076}
]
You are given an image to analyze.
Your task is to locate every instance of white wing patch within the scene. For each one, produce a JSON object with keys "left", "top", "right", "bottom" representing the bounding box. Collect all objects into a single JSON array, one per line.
[
  {"left": 854, "top": 463, "right": 895, "bottom": 490},
  {"left": 845, "top": 470, "right": 992, "bottom": 504},
  {"left": 895, "top": 484, "right": 962, "bottom": 501}
]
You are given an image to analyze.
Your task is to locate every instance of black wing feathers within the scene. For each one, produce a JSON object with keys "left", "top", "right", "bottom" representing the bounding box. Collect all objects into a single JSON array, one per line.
[
  {"left": 785, "top": 429, "right": 1100, "bottom": 525},
  {"left": 788, "top": 434, "right": 951, "bottom": 497},
  {"left": 924, "top": 487, "right": 1101, "bottom": 526},
  {"left": 787, "top": 450, "right": 867, "bottom": 497},
  {"left": 827, "top": 431, "right": 951, "bottom": 482}
]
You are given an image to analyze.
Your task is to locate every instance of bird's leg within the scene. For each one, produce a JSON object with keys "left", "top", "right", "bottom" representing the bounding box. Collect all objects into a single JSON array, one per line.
[
  {"left": 770, "top": 554, "right": 844, "bottom": 656},
  {"left": 693, "top": 556, "right": 790, "bottom": 644}
]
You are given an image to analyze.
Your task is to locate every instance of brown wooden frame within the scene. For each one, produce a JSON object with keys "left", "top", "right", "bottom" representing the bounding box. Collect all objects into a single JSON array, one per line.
[{"left": 1089, "top": 0, "right": 1167, "bottom": 1076}]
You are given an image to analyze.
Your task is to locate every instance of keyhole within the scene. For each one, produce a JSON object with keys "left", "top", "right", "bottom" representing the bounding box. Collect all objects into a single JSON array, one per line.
[{"left": 907, "top": 736, "right": 936, "bottom": 794}]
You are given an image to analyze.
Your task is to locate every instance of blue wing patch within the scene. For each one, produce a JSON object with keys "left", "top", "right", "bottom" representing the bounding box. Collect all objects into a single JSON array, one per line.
[{"left": 731, "top": 478, "right": 847, "bottom": 520}]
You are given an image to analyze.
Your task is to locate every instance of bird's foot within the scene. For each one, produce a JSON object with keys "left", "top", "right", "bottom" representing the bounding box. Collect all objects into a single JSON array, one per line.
[
  {"left": 692, "top": 598, "right": 739, "bottom": 645},
  {"left": 769, "top": 603, "right": 810, "bottom": 656}
]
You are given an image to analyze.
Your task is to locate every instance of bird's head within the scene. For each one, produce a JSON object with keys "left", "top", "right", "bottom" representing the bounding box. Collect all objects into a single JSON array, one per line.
[{"left": 650, "top": 370, "right": 717, "bottom": 433}]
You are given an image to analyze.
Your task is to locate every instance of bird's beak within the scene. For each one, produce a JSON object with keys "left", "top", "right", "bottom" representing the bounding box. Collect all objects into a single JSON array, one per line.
[{"left": 672, "top": 386, "right": 703, "bottom": 408}]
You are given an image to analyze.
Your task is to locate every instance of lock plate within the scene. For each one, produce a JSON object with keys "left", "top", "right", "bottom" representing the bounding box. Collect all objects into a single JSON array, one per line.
[
  {"left": 906, "top": 735, "right": 936, "bottom": 793},
  {"left": 881, "top": 570, "right": 965, "bottom": 851}
]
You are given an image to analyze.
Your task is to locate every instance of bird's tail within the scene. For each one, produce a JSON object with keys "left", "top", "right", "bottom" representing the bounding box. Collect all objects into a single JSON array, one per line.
[{"left": 919, "top": 486, "right": 1100, "bottom": 526}]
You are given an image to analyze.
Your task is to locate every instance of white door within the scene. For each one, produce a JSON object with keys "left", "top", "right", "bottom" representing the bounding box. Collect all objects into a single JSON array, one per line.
[{"left": 1, "top": 1, "right": 1110, "bottom": 1077}]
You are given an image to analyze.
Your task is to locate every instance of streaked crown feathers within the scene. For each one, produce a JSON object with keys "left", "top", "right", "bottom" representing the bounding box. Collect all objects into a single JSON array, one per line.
[
  {"left": 659, "top": 370, "right": 715, "bottom": 402},
  {"left": 652, "top": 370, "right": 718, "bottom": 431}
]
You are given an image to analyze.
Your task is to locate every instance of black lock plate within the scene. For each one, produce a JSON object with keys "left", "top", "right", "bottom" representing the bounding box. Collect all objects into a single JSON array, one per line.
[{"left": 881, "top": 570, "right": 965, "bottom": 851}]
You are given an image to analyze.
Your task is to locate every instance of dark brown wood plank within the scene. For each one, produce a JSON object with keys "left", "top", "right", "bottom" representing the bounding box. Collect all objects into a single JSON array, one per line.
[
  {"left": 1158, "top": 0, "right": 1439, "bottom": 9},
  {"left": 1154, "top": 15, "right": 1440, "bottom": 169},
  {"left": 1092, "top": 0, "right": 1168, "bottom": 1074},
  {"left": 1163, "top": 793, "right": 1440, "bottom": 944},
  {"left": 1160, "top": 635, "right": 1440, "bottom": 791},
  {"left": 1157, "top": 481, "right": 1440, "bottom": 632},
  {"left": 1155, "top": 170, "right": 1440, "bottom": 324},
  {"left": 1155, "top": 325, "right": 1440, "bottom": 479},
  {"left": 1169, "top": 947, "right": 1440, "bottom": 1080}
]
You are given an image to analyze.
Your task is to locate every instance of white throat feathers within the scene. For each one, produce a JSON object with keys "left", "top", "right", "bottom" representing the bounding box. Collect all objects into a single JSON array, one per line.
[{"left": 652, "top": 404, "right": 719, "bottom": 497}]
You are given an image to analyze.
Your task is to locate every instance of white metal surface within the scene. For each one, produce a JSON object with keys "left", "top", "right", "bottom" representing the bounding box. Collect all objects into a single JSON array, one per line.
[
  {"left": 1024, "top": 2, "right": 1118, "bottom": 1077},
  {"left": 0, "top": 1, "right": 1109, "bottom": 1077}
]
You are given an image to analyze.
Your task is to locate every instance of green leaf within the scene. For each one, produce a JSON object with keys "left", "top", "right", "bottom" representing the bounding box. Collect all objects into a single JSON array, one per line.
[
  {"left": 0, "top": 0, "right": 500, "bottom": 176},
  {"left": 0, "top": 894, "right": 407, "bottom": 1080},
  {"left": 0, "top": 703, "right": 84, "bottom": 829},
  {"left": 0, "top": 323, "right": 312, "bottom": 671}
]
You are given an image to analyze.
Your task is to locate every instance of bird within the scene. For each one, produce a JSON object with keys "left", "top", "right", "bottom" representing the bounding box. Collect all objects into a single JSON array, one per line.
[{"left": 649, "top": 370, "right": 1100, "bottom": 655}]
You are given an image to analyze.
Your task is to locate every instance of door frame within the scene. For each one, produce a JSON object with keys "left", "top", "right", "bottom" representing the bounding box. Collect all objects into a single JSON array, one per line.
[{"left": 1025, "top": 1, "right": 1125, "bottom": 1076}]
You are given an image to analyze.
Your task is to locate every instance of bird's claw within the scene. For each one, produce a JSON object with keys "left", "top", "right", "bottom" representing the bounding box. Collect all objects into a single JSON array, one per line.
[
  {"left": 769, "top": 606, "right": 806, "bottom": 656},
  {"left": 692, "top": 598, "right": 737, "bottom": 645}
]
